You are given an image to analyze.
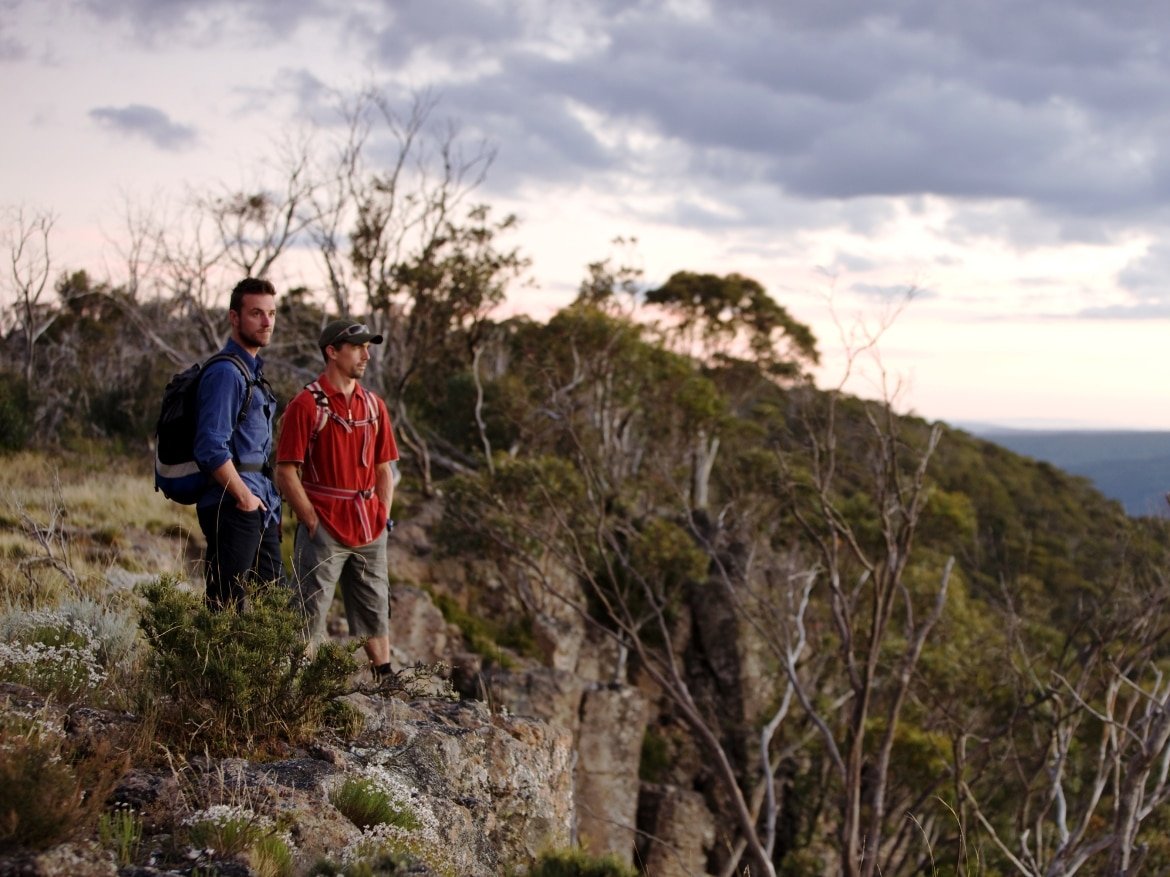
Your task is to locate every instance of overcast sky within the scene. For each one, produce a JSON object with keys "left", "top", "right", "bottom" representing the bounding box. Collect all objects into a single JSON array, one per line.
[{"left": 6, "top": 0, "right": 1170, "bottom": 428}]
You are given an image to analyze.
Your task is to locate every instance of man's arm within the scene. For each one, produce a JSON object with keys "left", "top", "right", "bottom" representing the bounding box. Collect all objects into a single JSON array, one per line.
[
  {"left": 211, "top": 460, "right": 264, "bottom": 512},
  {"left": 276, "top": 462, "right": 319, "bottom": 537},
  {"left": 196, "top": 361, "right": 262, "bottom": 511},
  {"left": 375, "top": 461, "right": 393, "bottom": 522}
]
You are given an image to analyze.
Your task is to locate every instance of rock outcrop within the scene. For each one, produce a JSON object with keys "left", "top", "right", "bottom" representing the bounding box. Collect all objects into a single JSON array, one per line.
[{"left": 0, "top": 687, "right": 574, "bottom": 877}]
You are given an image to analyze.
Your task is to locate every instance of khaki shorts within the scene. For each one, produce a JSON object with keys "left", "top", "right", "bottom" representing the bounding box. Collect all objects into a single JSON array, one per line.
[{"left": 293, "top": 522, "right": 389, "bottom": 644}]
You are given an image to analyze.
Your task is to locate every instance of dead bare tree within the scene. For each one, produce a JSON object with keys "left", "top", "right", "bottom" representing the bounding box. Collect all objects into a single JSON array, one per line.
[
  {"left": 302, "top": 87, "right": 503, "bottom": 492},
  {"left": 107, "top": 136, "right": 320, "bottom": 364},
  {"left": 787, "top": 393, "right": 952, "bottom": 877},
  {"left": 2, "top": 207, "right": 57, "bottom": 386},
  {"left": 958, "top": 569, "right": 1170, "bottom": 876},
  {"left": 197, "top": 134, "right": 317, "bottom": 281}
]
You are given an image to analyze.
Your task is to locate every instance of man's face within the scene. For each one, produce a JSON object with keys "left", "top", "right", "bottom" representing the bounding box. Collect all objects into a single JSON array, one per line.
[
  {"left": 230, "top": 293, "right": 277, "bottom": 350},
  {"left": 330, "top": 341, "right": 372, "bottom": 380}
]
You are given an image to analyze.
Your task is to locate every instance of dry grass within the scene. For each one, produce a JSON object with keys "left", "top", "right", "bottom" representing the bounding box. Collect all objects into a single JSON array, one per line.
[{"left": 0, "top": 450, "right": 201, "bottom": 606}]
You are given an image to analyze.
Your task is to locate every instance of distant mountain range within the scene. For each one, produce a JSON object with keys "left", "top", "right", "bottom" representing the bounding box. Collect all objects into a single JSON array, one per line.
[{"left": 960, "top": 425, "right": 1170, "bottom": 518}]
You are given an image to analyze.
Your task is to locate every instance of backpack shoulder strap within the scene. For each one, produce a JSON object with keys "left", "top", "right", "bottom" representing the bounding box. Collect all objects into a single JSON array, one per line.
[
  {"left": 204, "top": 353, "right": 255, "bottom": 427},
  {"left": 354, "top": 383, "right": 381, "bottom": 434},
  {"left": 306, "top": 381, "right": 331, "bottom": 440},
  {"left": 302, "top": 381, "right": 335, "bottom": 469}
]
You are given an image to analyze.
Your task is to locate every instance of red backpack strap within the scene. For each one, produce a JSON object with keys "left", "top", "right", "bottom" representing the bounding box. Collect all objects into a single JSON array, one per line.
[
  {"left": 304, "top": 381, "right": 332, "bottom": 462},
  {"left": 354, "top": 384, "right": 380, "bottom": 434}
]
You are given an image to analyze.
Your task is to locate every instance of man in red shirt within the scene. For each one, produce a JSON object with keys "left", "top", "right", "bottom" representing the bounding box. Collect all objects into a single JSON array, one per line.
[{"left": 276, "top": 319, "right": 399, "bottom": 678}]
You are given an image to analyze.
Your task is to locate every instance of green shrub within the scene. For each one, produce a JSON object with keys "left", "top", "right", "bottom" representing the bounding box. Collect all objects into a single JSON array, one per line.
[
  {"left": 323, "top": 697, "right": 367, "bottom": 737},
  {"left": 184, "top": 804, "right": 271, "bottom": 855},
  {"left": 432, "top": 591, "right": 538, "bottom": 667},
  {"left": 182, "top": 804, "right": 295, "bottom": 877},
  {"left": 528, "top": 847, "right": 639, "bottom": 877},
  {"left": 138, "top": 577, "right": 360, "bottom": 754},
  {"left": 638, "top": 727, "right": 671, "bottom": 783},
  {"left": 250, "top": 831, "right": 297, "bottom": 877},
  {"left": 0, "top": 371, "right": 31, "bottom": 452},
  {"left": 323, "top": 765, "right": 464, "bottom": 875}
]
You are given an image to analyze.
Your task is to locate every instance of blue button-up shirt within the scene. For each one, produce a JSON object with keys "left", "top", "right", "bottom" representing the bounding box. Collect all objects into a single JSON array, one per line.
[{"left": 194, "top": 338, "right": 281, "bottom": 528}]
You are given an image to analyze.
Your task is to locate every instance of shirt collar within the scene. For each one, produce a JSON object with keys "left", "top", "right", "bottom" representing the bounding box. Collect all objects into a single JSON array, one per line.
[
  {"left": 316, "top": 373, "right": 367, "bottom": 403},
  {"left": 224, "top": 337, "right": 262, "bottom": 372}
]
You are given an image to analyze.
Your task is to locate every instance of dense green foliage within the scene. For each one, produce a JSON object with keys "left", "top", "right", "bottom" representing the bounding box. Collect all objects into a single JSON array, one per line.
[{"left": 424, "top": 297, "right": 1170, "bottom": 875}]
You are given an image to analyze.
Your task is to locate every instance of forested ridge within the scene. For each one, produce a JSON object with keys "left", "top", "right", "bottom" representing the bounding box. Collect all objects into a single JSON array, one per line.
[{"left": 4, "top": 93, "right": 1170, "bottom": 876}]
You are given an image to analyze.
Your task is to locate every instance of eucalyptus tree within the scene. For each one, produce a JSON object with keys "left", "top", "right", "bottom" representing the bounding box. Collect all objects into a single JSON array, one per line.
[{"left": 646, "top": 270, "right": 819, "bottom": 377}]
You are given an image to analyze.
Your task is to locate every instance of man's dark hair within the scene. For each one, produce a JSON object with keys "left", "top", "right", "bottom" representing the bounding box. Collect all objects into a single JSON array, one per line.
[{"left": 229, "top": 277, "right": 277, "bottom": 313}]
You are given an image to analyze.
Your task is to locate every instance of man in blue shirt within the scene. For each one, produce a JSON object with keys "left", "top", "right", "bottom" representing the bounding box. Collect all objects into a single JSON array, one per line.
[{"left": 194, "top": 277, "right": 283, "bottom": 609}]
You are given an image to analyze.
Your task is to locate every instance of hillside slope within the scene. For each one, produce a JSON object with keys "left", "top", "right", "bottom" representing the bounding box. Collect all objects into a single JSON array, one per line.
[{"left": 968, "top": 428, "right": 1170, "bottom": 517}]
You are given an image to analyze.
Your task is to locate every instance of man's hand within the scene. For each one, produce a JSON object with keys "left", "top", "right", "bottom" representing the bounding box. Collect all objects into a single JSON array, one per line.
[{"left": 236, "top": 492, "right": 266, "bottom": 513}]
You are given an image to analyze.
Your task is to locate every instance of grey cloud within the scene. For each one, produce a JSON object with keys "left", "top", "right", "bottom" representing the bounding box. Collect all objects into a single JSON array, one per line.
[
  {"left": 387, "top": 2, "right": 1170, "bottom": 219},
  {"left": 89, "top": 104, "right": 197, "bottom": 150},
  {"left": 848, "top": 281, "right": 937, "bottom": 301},
  {"left": 0, "top": 35, "right": 26, "bottom": 61},
  {"left": 80, "top": 0, "right": 326, "bottom": 40},
  {"left": 1117, "top": 243, "right": 1170, "bottom": 307},
  {"left": 0, "top": 30, "right": 25, "bottom": 60},
  {"left": 66, "top": 0, "right": 1170, "bottom": 252},
  {"left": 0, "top": 5, "right": 28, "bottom": 61},
  {"left": 1075, "top": 303, "right": 1170, "bottom": 319}
]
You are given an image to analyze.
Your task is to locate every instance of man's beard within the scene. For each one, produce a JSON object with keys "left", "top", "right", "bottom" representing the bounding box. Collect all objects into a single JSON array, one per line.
[{"left": 240, "top": 329, "right": 271, "bottom": 349}]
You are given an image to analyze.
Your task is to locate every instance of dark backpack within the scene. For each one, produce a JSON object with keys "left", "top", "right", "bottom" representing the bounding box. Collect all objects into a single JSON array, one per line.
[{"left": 153, "top": 353, "right": 254, "bottom": 504}]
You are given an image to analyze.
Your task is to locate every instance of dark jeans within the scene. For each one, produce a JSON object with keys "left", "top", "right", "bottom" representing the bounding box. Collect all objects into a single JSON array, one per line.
[{"left": 197, "top": 502, "right": 284, "bottom": 610}]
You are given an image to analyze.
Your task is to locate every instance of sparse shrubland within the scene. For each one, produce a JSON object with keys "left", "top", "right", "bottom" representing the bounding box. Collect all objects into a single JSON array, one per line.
[{"left": 6, "top": 95, "right": 1170, "bottom": 875}]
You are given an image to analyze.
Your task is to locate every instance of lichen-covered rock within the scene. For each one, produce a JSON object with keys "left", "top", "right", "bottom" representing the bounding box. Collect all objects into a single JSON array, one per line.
[
  {"left": 1, "top": 687, "right": 573, "bottom": 877},
  {"left": 477, "top": 665, "right": 588, "bottom": 732},
  {"left": 353, "top": 697, "right": 575, "bottom": 874}
]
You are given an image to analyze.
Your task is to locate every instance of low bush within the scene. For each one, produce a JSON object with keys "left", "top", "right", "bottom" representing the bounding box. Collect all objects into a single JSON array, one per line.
[
  {"left": 0, "top": 708, "right": 127, "bottom": 854},
  {"left": 138, "top": 576, "right": 360, "bottom": 755},
  {"left": 97, "top": 803, "right": 143, "bottom": 867},
  {"left": 182, "top": 804, "right": 296, "bottom": 877},
  {"left": 0, "top": 597, "right": 144, "bottom": 705},
  {"left": 326, "top": 765, "right": 462, "bottom": 876},
  {"left": 0, "top": 370, "right": 31, "bottom": 452}
]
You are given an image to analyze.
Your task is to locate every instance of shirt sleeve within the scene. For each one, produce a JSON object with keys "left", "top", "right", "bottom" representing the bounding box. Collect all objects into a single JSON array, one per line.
[
  {"left": 275, "top": 391, "right": 313, "bottom": 465},
  {"left": 375, "top": 394, "right": 399, "bottom": 464},
  {"left": 193, "top": 361, "right": 247, "bottom": 472}
]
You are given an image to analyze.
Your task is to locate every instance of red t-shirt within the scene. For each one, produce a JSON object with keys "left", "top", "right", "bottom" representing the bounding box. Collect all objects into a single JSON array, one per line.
[{"left": 276, "top": 375, "right": 399, "bottom": 547}]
